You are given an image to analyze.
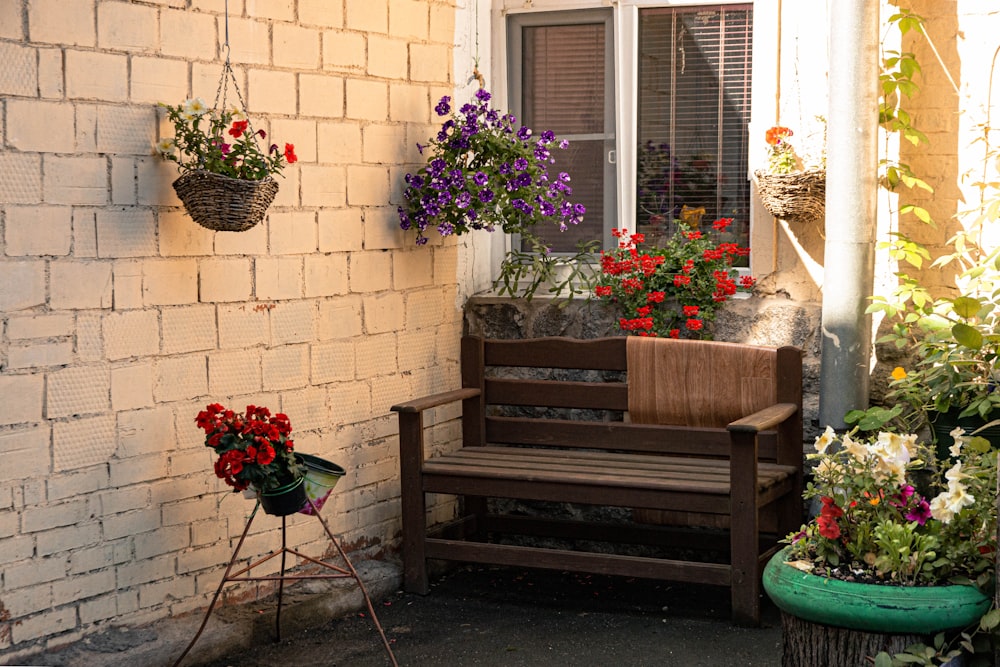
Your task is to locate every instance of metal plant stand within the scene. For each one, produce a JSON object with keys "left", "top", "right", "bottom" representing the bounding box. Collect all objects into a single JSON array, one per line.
[{"left": 172, "top": 498, "right": 398, "bottom": 666}]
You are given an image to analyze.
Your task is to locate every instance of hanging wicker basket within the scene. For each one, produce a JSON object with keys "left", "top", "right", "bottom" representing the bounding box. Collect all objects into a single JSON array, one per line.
[
  {"left": 172, "top": 170, "right": 279, "bottom": 232},
  {"left": 753, "top": 168, "right": 826, "bottom": 223}
]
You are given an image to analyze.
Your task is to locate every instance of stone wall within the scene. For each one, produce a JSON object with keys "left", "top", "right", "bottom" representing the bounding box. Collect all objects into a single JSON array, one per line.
[{"left": 0, "top": 0, "right": 465, "bottom": 658}]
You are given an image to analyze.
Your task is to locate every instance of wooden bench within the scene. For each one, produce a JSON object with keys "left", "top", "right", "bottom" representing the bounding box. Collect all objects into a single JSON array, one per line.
[{"left": 390, "top": 335, "right": 803, "bottom": 625}]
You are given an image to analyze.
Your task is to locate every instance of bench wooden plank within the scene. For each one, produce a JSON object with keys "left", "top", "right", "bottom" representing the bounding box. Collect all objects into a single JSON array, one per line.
[
  {"left": 485, "top": 378, "right": 629, "bottom": 410},
  {"left": 484, "top": 337, "right": 627, "bottom": 370},
  {"left": 424, "top": 538, "right": 732, "bottom": 586},
  {"left": 485, "top": 416, "right": 780, "bottom": 459},
  {"left": 437, "top": 447, "right": 797, "bottom": 488}
]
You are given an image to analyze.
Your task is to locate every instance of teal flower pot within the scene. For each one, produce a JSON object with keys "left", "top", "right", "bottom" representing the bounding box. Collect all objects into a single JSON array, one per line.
[{"left": 763, "top": 547, "right": 990, "bottom": 634}]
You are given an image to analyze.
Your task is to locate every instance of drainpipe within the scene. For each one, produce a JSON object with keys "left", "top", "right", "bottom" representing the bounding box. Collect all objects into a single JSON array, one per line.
[{"left": 818, "top": 0, "right": 880, "bottom": 429}]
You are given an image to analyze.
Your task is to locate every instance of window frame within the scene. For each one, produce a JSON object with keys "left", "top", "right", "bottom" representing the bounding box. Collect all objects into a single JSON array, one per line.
[
  {"left": 506, "top": 9, "right": 617, "bottom": 252},
  {"left": 495, "top": 0, "right": 761, "bottom": 256}
]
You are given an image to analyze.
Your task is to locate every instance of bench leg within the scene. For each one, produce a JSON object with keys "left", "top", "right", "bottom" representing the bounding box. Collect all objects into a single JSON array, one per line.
[
  {"left": 730, "top": 432, "right": 761, "bottom": 626},
  {"left": 398, "top": 412, "right": 429, "bottom": 595}
]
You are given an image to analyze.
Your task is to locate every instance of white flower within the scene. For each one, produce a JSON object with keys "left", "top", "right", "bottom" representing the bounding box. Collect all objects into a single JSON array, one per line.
[
  {"left": 842, "top": 432, "right": 868, "bottom": 462},
  {"left": 813, "top": 457, "right": 842, "bottom": 482},
  {"left": 155, "top": 137, "right": 176, "bottom": 155},
  {"left": 228, "top": 106, "right": 246, "bottom": 122},
  {"left": 944, "top": 461, "right": 968, "bottom": 484},
  {"left": 949, "top": 427, "right": 968, "bottom": 458},
  {"left": 181, "top": 97, "right": 209, "bottom": 120},
  {"left": 929, "top": 494, "right": 955, "bottom": 523},
  {"left": 814, "top": 425, "right": 836, "bottom": 454},
  {"left": 875, "top": 431, "right": 914, "bottom": 466}
]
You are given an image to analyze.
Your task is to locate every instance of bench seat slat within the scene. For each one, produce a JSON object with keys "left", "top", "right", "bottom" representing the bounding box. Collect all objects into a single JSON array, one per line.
[
  {"left": 423, "top": 446, "right": 796, "bottom": 496},
  {"left": 446, "top": 446, "right": 795, "bottom": 483}
]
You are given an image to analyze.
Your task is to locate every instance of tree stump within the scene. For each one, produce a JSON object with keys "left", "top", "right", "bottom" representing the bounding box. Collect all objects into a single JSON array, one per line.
[{"left": 781, "top": 611, "right": 924, "bottom": 667}]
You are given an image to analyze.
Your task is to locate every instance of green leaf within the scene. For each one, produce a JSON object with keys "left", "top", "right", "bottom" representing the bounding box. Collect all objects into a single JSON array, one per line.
[
  {"left": 952, "top": 296, "right": 982, "bottom": 318},
  {"left": 979, "top": 608, "right": 1000, "bottom": 630},
  {"left": 952, "top": 322, "right": 983, "bottom": 349},
  {"left": 873, "top": 653, "right": 894, "bottom": 667}
]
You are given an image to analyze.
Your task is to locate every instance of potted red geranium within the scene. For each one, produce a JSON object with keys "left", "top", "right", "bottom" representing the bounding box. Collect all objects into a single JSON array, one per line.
[{"left": 195, "top": 403, "right": 307, "bottom": 516}]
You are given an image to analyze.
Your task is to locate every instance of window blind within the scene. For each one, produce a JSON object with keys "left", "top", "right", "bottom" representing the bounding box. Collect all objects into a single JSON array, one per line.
[
  {"left": 637, "top": 5, "right": 753, "bottom": 247},
  {"left": 521, "top": 23, "right": 607, "bottom": 252}
]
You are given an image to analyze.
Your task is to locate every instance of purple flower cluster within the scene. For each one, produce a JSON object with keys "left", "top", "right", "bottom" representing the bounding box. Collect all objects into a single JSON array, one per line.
[{"left": 398, "top": 88, "right": 585, "bottom": 245}]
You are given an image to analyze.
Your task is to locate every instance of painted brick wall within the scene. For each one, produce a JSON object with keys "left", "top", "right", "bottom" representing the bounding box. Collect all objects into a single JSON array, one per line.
[{"left": 0, "top": 0, "right": 464, "bottom": 656}]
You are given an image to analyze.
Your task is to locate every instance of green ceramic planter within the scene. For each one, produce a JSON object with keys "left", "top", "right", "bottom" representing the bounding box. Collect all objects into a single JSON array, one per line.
[
  {"left": 763, "top": 547, "right": 990, "bottom": 634},
  {"left": 297, "top": 453, "right": 346, "bottom": 516}
]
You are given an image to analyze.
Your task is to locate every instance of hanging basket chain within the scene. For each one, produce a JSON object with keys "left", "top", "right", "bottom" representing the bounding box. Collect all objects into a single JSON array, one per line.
[{"left": 208, "top": 0, "right": 265, "bottom": 163}]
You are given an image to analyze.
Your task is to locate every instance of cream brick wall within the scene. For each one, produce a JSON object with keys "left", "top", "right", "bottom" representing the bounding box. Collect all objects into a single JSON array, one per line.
[{"left": 0, "top": 0, "right": 466, "bottom": 657}]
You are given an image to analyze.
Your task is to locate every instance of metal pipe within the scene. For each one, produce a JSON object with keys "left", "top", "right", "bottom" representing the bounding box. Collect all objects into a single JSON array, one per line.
[{"left": 818, "top": 0, "right": 881, "bottom": 429}]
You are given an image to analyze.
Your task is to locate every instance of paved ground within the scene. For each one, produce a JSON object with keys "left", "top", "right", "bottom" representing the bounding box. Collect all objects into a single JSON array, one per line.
[
  {"left": 22, "top": 560, "right": 782, "bottom": 667},
  {"left": 195, "top": 565, "right": 782, "bottom": 667}
]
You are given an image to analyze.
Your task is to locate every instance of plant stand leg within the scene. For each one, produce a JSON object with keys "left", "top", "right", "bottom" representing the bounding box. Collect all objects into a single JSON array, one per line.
[
  {"left": 275, "top": 514, "right": 288, "bottom": 641},
  {"left": 172, "top": 499, "right": 398, "bottom": 667},
  {"left": 172, "top": 502, "right": 260, "bottom": 667},
  {"left": 310, "top": 500, "right": 398, "bottom": 667}
]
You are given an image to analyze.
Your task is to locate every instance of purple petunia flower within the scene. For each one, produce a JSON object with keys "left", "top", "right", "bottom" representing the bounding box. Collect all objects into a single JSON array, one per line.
[
  {"left": 559, "top": 139, "right": 569, "bottom": 149},
  {"left": 513, "top": 157, "right": 529, "bottom": 172},
  {"left": 473, "top": 171, "right": 488, "bottom": 186},
  {"left": 905, "top": 499, "right": 932, "bottom": 525},
  {"left": 437, "top": 222, "right": 454, "bottom": 236},
  {"left": 455, "top": 191, "right": 472, "bottom": 209},
  {"left": 517, "top": 126, "right": 532, "bottom": 141},
  {"left": 475, "top": 88, "right": 491, "bottom": 102},
  {"left": 478, "top": 188, "right": 495, "bottom": 203},
  {"left": 435, "top": 96, "right": 451, "bottom": 116}
]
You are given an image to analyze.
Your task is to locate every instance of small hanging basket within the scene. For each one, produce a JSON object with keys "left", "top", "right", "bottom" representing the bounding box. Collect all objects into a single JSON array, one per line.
[
  {"left": 173, "top": 170, "right": 279, "bottom": 232},
  {"left": 753, "top": 168, "right": 826, "bottom": 223}
]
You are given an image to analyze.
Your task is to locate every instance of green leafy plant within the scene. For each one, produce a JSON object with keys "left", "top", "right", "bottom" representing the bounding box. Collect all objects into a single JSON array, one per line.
[
  {"left": 156, "top": 98, "right": 296, "bottom": 180},
  {"left": 493, "top": 237, "right": 600, "bottom": 303},
  {"left": 592, "top": 220, "right": 753, "bottom": 339}
]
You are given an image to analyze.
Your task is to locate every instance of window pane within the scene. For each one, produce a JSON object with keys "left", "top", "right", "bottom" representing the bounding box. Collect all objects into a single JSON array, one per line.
[
  {"left": 521, "top": 22, "right": 608, "bottom": 252},
  {"left": 637, "top": 5, "right": 752, "bottom": 249}
]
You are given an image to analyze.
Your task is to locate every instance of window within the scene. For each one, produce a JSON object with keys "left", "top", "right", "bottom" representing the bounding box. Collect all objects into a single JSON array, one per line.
[
  {"left": 508, "top": 4, "right": 753, "bottom": 251},
  {"left": 508, "top": 10, "right": 616, "bottom": 253}
]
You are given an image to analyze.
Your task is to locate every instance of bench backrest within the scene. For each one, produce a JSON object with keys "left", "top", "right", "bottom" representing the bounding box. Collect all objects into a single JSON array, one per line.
[{"left": 461, "top": 335, "right": 802, "bottom": 462}]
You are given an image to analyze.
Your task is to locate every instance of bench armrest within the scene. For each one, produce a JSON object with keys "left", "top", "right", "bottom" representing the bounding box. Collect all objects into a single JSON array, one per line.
[
  {"left": 726, "top": 403, "right": 798, "bottom": 434},
  {"left": 391, "top": 388, "right": 481, "bottom": 414}
]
